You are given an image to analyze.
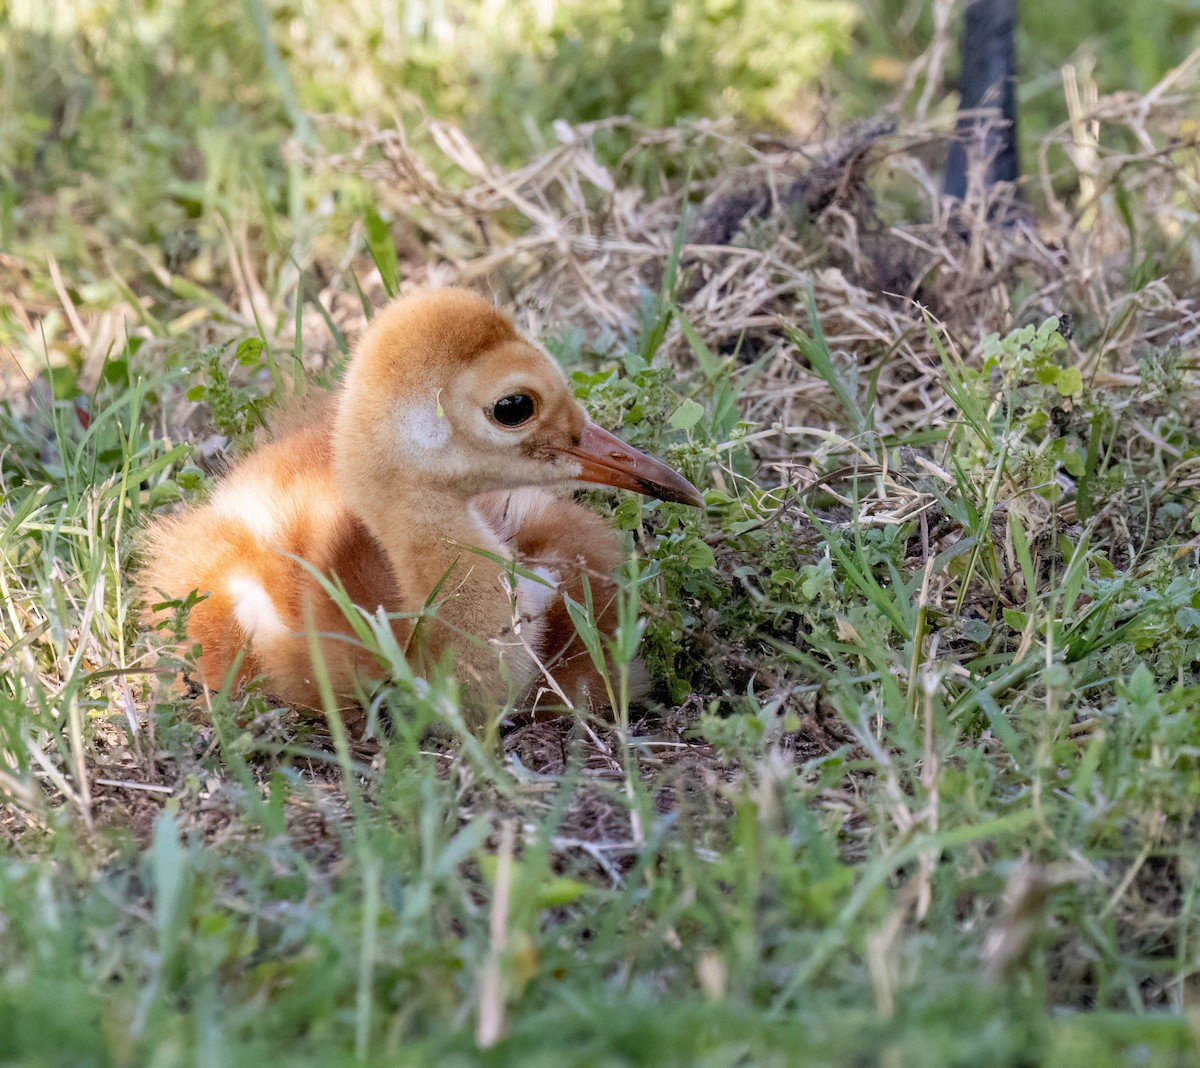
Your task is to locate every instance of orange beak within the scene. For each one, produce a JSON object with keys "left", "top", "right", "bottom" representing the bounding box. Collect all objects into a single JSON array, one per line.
[{"left": 558, "top": 419, "right": 704, "bottom": 507}]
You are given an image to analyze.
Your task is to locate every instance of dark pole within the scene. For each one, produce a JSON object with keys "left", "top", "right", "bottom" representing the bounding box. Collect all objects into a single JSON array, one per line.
[{"left": 944, "top": 0, "right": 1020, "bottom": 198}]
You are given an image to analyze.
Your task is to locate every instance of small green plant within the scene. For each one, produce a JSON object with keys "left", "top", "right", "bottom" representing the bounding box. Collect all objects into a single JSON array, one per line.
[{"left": 184, "top": 339, "right": 275, "bottom": 447}]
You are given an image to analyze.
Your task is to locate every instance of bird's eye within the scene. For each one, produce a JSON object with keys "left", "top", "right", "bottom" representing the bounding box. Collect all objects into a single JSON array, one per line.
[{"left": 492, "top": 393, "right": 536, "bottom": 427}]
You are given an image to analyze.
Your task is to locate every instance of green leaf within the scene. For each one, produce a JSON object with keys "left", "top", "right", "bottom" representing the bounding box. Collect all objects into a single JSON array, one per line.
[
  {"left": 46, "top": 364, "right": 79, "bottom": 400},
  {"left": 683, "top": 535, "right": 716, "bottom": 570},
  {"left": 786, "top": 288, "right": 865, "bottom": 434},
  {"left": 1003, "top": 608, "right": 1028, "bottom": 633},
  {"left": 101, "top": 356, "right": 130, "bottom": 386},
  {"left": 958, "top": 618, "right": 992, "bottom": 643},
  {"left": 176, "top": 466, "right": 206, "bottom": 491},
  {"left": 365, "top": 208, "right": 401, "bottom": 299},
  {"left": 1034, "top": 363, "right": 1061, "bottom": 386},
  {"left": 1057, "top": 367, "right": 1084, "bottom": 396},
  {"left": 1061, "top": 449, "right": 1085, "bottom": 477},
  {"left": 148, "top": 480, "right": 181, "bottom": 508},
  {"left": 678, "top": 313, "right": 722, "bottom": 381},
  {"left": 1008, "top": 511, "right": 1036, "bottom": 600},
  {"left": 235, "top": 337, "right": 265, "bottom": 367},
  {"left": 151, "top": 811, "right": 186, "bottom": 967},
  {"left": 535, "top": 877, "right": 591, "bottom": 909},
  {"left": 668, "top": 397, "right": 705, "bottom": 430}
]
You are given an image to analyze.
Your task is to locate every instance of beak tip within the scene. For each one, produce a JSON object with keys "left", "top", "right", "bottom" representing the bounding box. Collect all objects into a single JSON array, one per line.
[
  {"left": 644, "top": 473, "right": 704, "bottom": 508},
  {"left": 567, "top": 419, "right": 706, "bottom": 508},
  {"left": 636, "top": 470, "right": 704, "bottom": 508}
]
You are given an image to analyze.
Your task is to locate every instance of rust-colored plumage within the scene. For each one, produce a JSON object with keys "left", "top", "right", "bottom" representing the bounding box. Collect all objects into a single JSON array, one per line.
[{"left": 140, "top": 288, "right": 702, "bottom": 727}]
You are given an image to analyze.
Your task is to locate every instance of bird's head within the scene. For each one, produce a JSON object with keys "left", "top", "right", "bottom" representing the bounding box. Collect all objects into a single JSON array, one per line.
[{"left": 334, "top": 288, "right": 703, "bottom": 507}]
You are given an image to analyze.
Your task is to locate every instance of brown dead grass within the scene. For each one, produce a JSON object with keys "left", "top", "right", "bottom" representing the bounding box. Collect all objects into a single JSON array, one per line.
[{"left": 294, "top": 51, "right": 1200, "bottom": 470}]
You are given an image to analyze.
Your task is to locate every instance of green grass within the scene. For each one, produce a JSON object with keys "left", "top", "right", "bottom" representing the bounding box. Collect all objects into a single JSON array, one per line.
[{"left": 5, "top": 2, "right": 1200, "bottom": 1066}]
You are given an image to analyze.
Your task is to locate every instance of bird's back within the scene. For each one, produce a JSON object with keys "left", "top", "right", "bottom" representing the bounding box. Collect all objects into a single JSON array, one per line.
[{"left": 140, "top": 394, "right": 405, "bottom": 706}]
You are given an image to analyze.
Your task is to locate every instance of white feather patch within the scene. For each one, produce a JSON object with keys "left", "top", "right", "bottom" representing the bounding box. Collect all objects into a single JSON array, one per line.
[
  {"left": 229, "top": 576, "right": 287, "bottom": 639},
  {"left": 489, "top": 488, "right": 553, "bottom": 544},
  {"left": 396, "top": 403, "right": 451, "bottom": 450},
  {"left": 212, "top": 480, "right": 280, "bottom": 541},
  {"left": 517, "top": 564, "right": 560, "bottom": 621}
]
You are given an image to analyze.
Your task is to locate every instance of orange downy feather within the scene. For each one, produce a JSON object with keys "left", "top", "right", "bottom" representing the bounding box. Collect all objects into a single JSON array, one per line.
[{"left": 140, "top": 288, "right": 701, "bottom": 727}]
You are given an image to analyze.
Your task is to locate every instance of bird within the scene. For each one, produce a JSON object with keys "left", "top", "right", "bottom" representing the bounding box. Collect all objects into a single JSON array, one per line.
[{"left": 139, "top": 288, "right": 703, "bottom": 729}]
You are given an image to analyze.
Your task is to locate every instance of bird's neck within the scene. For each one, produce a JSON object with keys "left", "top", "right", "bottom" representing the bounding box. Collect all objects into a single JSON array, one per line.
[{"left": 371, "top": 488, "right": 503, "bottom": 607}]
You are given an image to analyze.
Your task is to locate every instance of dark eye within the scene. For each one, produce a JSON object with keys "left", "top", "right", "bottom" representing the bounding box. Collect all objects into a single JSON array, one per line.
[{"left": 492, "top": 393, "right": 535, "bottom": 427}]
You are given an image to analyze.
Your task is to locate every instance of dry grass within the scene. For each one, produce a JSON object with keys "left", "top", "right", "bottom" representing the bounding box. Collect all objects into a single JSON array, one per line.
[{"left": 297, "top": 52, "right": 1200, "bottom": 450}]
